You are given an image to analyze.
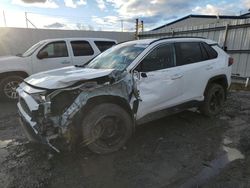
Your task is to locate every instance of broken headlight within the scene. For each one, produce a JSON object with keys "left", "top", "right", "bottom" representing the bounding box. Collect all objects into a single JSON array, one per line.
[{"left": 31, "top": 93, "right": 46, "bottom": 103}]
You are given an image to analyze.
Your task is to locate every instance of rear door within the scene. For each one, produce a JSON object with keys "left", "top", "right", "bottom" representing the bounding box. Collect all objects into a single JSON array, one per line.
[
  {"left": 33, "top": 40, "right": 72, "bottom": 73},
  {"left": 174, "top": 42, "right": 218, "bottom": 101},
  {"left": 134, "top": 43, "right": 184, "bottom": 120},
  {"left": 70, "top": 40, "right": 97, "bottom": 66}
]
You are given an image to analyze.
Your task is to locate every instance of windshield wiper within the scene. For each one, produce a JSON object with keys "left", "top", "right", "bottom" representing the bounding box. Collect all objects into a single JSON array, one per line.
[{"left": 75, "top": 57, "right": 96, "bottom": 68}]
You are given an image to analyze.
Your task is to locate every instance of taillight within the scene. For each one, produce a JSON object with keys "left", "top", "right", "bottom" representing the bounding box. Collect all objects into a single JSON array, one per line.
[{"left": 228, "top": 57, "right": 234, "bottom": 66}]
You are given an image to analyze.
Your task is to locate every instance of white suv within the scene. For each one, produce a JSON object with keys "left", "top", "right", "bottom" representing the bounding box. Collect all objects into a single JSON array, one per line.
[
  {"left": 0, "top": 38, "right": 116, "bottom": 100},
  {"left": 17, "top": 37, "right": 232, "bottom": 154}
]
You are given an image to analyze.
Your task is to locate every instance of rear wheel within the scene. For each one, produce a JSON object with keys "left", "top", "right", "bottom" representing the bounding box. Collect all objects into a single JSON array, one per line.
[
  {"left": 200, "top": 83, "right": 226, "bottom": 117},
  {"left": 80, "top": 103, "right": 133, "bottom": 154},
  {"left": 0, "top": 75, "right": 23, "bottom": 100}
]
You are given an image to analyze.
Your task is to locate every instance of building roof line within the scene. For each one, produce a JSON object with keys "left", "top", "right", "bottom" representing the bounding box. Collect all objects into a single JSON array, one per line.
[{"left": 152, "top": 14, "right": 247, "bottom": 31}]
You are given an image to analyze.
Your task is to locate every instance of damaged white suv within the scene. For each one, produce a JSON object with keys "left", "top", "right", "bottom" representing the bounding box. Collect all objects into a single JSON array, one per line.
[{"left": 17, "top": 37, "right": 232, "bottom": 154}]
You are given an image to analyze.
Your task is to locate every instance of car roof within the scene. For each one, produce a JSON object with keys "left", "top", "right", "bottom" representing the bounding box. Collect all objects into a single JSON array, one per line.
[
  {"left": 127, "top": 37, "right": 217, "bottom": 46},
  {"left": 40, "top": 38, "right": 117, "bottom": 43}
]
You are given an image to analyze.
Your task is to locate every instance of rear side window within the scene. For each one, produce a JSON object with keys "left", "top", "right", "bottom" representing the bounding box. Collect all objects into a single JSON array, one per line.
[
  {"left": 175, "top": 42, "right": 204, "bottom": 66},
  {"left": 71, "top": 41, "right": 94, "bottom": 56},
  {"left": 202, "top": 42, "right": 218, "bottom": 59},
  {"left": 94, "top": 41, "right": 116, "bottom": 52}
]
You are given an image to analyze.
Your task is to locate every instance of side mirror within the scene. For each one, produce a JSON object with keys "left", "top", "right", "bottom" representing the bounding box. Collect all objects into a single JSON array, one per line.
[{"left": 37, "top": 51, "right": 48, "bottom": 59}]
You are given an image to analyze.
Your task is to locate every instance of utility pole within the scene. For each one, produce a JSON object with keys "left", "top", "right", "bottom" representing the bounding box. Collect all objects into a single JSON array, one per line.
[
  {"left": 25, "top": 12, "right": 28, "bottom": 28},
  {"left": 135, "top": 18, "right": 139, "bottom": 39},
  {"left": 3, "top": 10, "right": 7, "bottom": 27},
  {"left": 121, "top": 19, "right": 124, "bottom": 32},
  {"left": 141, "top": 20, "right": 144, "bottom": 32},
  {"left": 24, "top": 12, "right": 37, "bottom": 29}
]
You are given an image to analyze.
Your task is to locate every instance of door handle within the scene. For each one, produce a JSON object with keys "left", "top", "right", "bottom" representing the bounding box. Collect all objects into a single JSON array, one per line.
[
  {"left": 61, "top": 60, "right": 70, "bottom": 64},
  {"left": 206, "top": 65, "right": 213, "bottom": 70},
  {"left": 171, "top": 74, "right": 183, "bottom": 80}
]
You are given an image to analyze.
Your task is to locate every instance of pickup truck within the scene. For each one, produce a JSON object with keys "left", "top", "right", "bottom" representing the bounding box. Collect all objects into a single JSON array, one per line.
[{"left": 0, "top": 38, "right": 117, "bottom": 100}]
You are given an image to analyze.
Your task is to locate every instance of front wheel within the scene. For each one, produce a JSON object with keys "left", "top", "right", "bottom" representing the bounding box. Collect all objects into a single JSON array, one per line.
[
  {"left": 0, "top": 75, "right": 24, "bottom": 100},
  {"left": 80, "top": 103, "right": 133, "bottom": 154},
  {"left": 200, "top": 83, "right": 226, "bottom": 117}
]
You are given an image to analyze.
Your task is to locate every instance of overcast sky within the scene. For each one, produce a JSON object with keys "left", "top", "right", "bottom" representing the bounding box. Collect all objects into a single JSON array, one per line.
[{"left": 0, "top": 0, "right": 249, "bottom": 31}]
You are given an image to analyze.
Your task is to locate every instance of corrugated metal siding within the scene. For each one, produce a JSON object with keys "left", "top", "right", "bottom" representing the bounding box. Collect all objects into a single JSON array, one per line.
[
  {"left": 139, "top": 18, "right": 250, "bottom": 78},
  {"left": 0, "top": 27, "right": 134, "bottom": 56}
]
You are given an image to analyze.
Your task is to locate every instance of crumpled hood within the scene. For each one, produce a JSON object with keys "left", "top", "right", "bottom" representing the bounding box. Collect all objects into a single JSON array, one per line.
[{"left": 25, "top": 66, "right": 115, "bottom": 89}]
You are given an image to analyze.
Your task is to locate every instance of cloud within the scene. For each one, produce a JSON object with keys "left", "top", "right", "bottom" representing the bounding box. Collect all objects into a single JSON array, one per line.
[
  {"left": 242, "top": 0, "right": 250, "bottom": 8},
  {"left": 192, "top": 3, "right": 239, "bottom": 15},
  {"left": 91, "top": 15, "right": 122, "bottom": 31},
  {"left": 64, "top": 0, "right": 87, "bottom": 8},
  {"left": 44, "top": 22, "right": 66, "bottom": 28},
  {"left": 76, "top": 23, "right": 86, "bottom": 30},
  {"left": 192, "top": 4, "right": 220, "bottom": 15},
  {"left": 106, "top": 0, "right": 195, "bottom": 18},
  {"left": 105, "top": 0, "right": 246, "bottom": 30},
  {"left": 96, "top": 0, "right": 106, "bottom": 10},
  {"left": 0, "top": 10, "right": 68, "bottom": 28},
  {"left": 12, "top": 0, "right": 59, "bottom": 8},
  {"left": 21, "top": 0, "right": 46, "bottom": 3},
  {"left": 104, "top": 0, "right": 198, "bottom": 30},
  {"left": 77, "top": 0, "right": 87, "bottom": 5}
]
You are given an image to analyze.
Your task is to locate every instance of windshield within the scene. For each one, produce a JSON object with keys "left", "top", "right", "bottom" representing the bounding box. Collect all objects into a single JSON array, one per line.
[
  {"left": 85, "top": 42, "right": 147, "bottom": 71},
  {"left": 21, "top": 41, "right": 46, "bottom": 57}
]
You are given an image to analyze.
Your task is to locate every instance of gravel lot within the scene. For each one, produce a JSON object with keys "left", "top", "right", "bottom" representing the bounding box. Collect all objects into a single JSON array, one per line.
[{"left": 0, "top": 90, "right": 249, "bottom": 188}]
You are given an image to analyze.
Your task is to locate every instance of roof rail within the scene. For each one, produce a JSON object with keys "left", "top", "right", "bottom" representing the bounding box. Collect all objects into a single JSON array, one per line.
[{"left": 149, "top": 36, "right": 206, "bottom": 44}]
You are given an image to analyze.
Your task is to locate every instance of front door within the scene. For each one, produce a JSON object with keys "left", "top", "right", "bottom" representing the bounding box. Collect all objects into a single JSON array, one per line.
[
  {"left": 134, "top": 43, "right": 184, "bottom": 120},
  {"left": 33, "top": 41, "right": 72, "bottom": 73}
]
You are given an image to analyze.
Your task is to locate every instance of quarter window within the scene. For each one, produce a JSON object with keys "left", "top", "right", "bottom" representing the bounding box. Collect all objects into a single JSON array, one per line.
[
  {"left": 202, "top": 42, "right": 218, "bottom": 59},
  {"left": 94, "top": 41, "right": 116, "bottom": 52},
  {"left": 38, "top": 41, "right": 68, "bottom": 58},
  {"left": 138, "top": 44, "right": 175, "bottom": 72},
  {"left": 71, "top": 41, "right": 94, "bottom": 56}
]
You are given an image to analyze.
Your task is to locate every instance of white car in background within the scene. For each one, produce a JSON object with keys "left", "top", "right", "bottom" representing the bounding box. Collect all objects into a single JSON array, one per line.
[{"left": 0, "top": 38, "right": 117, "bottom": 100}]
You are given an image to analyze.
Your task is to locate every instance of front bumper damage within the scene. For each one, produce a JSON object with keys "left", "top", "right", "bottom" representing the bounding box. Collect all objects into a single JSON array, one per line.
[
  {"left": 17, "top": 86, "right": 61, "bottom": 152},
  {"left": 17, "top": 71, "right": 139, "bottom": 152}
]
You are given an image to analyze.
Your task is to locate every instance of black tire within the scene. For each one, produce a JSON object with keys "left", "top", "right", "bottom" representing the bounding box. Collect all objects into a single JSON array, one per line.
[
  {"left": 200, "top": 83, "right": 226, "bottom": 117},
  {"left": 80, "top": 103, "right": 133, "bottom": 154},
  {"left": 0, "top": 75, "right": 23, "bottom": 100}
]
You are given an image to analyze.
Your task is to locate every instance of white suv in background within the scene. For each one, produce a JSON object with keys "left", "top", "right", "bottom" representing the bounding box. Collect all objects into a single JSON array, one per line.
[
  {"left": 0, "top": 38, "right": 116, "bottom": 100},
  {"left": 17, "top": 37, "right": 232, "bottom": 154}
]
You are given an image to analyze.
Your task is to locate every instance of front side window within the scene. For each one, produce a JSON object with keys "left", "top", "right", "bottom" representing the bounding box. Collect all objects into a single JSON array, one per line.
[
  {"left": 71, "top": 41, "right": 94, "bottom": 56},
  {"left": 137, "top": 44, "right": 175, "bottom": 72},
  {"left": 94, "top": 41, "right": 116, "bottom": 52},
  {"left": 175, "top": 42, "right": 203, "bottom": 66},
  {"left": 38, "top": 41, "right": 68, "bottom": 58},
  {"left": 85, "top": 42, "right": 147, "bottom": 71}
]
